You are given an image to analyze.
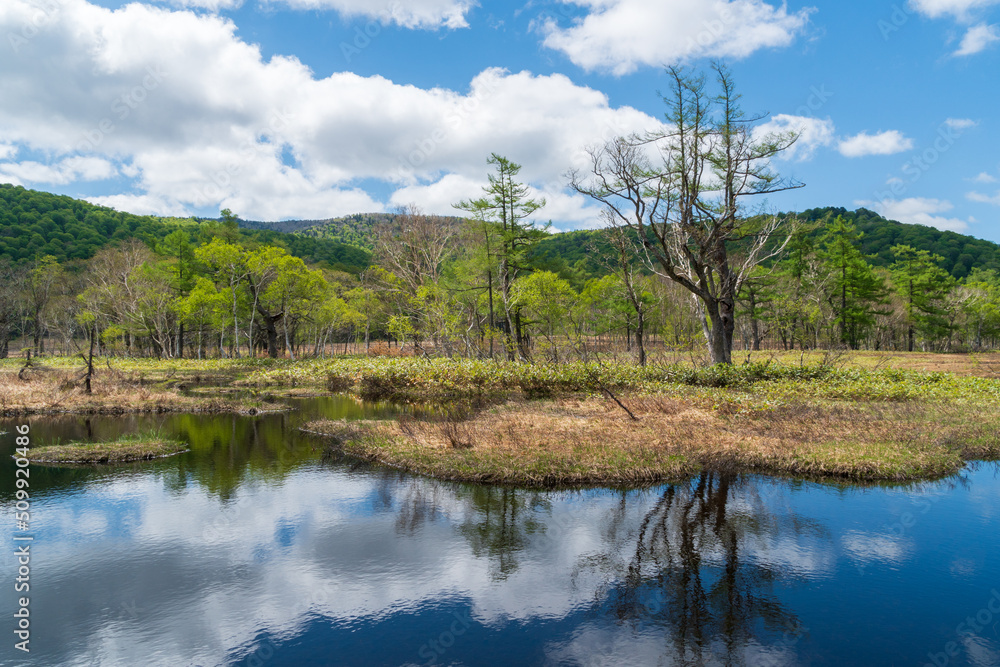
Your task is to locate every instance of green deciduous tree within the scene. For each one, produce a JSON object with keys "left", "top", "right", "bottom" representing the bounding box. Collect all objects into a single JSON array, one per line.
[{"left": 456, "top": 154, "right": 548, "bottom": 360}]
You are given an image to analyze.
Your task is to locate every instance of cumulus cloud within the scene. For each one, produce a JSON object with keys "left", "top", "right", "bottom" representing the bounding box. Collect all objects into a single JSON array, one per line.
[
  {"left": 0, "top": 156, "right": 116, "bottom": 186},
  {"left": 838, "top": 130, "right": 914, "bottom": 158},
  {"left": 538, "top": 0, "right": 813, "bottom": 75},
  {"left": 85, "top": 193, "right": 193, "bottom": 217},
  {"left": 269, "top": 0, "right": 476, "bottom": 29},
  {"left": 0, "top": 0, "right": 656, "bottom": 222},
  {"left": 163, "top": 0, "right": 244, "bottom": 10},
  {"left": 967, "top": 190, "right": 1000, "bottom": 205},
  {"left": 953, "top": 23, "right": 1000, "bottom": 55},
  {"left": 753, "top": 114, "right": 836, "bottom": 161},
  {"left": 908, "top": 0, "right": 1000, "bottom": 20},
  {"left": 907, "top": 0, "right": 1000, "bottom": 55},
  {"left": 858, "top": 197, "right": 971, "bottom": 232},
  {"left": 944, "top": 117, "right": 979, "bottom": 130},
  {"left": 973, "top": 171, "right": 998, "bottom": 183}
]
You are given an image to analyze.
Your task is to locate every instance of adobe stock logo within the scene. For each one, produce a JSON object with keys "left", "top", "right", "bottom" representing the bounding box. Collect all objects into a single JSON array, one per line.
[{"left": 924, "top": 589, "right": 1000, "bottom": 667}]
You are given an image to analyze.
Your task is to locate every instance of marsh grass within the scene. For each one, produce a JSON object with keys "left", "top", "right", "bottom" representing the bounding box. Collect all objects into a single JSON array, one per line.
[
  {"left": 0, "top": 365, "right": 285, "bottom": 416},
  {"left": 305, "top": 384, "right": 1000, "bottom": 486},
  {"left": 25, "top": 432, "right": 189, "bottom": 465}
]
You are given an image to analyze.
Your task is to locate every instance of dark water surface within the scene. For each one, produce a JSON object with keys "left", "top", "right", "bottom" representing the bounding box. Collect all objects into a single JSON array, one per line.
[{"left": 1, "top": 397, "right": 999, "bottom": 666}]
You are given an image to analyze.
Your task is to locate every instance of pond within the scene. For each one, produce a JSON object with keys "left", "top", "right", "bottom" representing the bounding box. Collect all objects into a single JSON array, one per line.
[{"left": 1, "top": 397, "right": 999, "bottom": 666}]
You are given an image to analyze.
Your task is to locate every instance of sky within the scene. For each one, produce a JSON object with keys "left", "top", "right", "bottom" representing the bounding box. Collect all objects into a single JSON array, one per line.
[{"left": 1, "top": 0, "right": 999, "bottom": 241}]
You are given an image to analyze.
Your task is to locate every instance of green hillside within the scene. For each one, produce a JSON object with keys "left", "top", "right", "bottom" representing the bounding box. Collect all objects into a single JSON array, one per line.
[
  {"left": 0, "top": 184, "right": 370, "bottom": 272},
  {"left": 796, "top": 207, "right": 1000, "bottom": 278},
  {"left": 526, "top": 209, "right": 1000, "bottom": 281},
  {"left": 2, "top": 184, "right": 998, "bottom": 281},
  {"left": 242, "top": 213, "right": 396, "bottom": 250}
]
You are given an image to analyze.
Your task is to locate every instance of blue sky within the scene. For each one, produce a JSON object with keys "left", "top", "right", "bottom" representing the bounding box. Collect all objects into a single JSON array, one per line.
[{"left": 1, "top": 0, "right": 999, "bottom": 240}]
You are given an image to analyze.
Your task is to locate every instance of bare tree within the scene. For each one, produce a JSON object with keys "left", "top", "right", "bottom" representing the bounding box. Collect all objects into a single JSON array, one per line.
[
  {"left": 374, "top": 205, "right": 457, "bottom": 294},
  {"left": 572, "top": 64, "right": 802, "bottom": 364},
  {"left": 594, "top": 217, "right": 653, "bottom": 366},
  {"left": 79, "top": 240, "right": 156, "bottom": 356}
]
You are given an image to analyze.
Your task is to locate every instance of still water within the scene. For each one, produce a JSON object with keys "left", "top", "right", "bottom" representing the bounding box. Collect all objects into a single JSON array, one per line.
[{"left": 1, "top": 397, "right": 999, "bottom": 667}]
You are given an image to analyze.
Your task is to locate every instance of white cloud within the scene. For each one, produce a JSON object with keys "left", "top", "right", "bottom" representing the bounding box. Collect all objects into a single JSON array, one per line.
[
  {"left": 163, "top": 0, "right": 243, "bottom": 10},
  {"left": 269, "top": 0, "right": 476, "bottom": 29},
  {"left": 908, "top": 0, "right": 1000, "bottom": 20},
  {"left": 0, "top": 144, "right": 16, "bottom": 160},
  {"left": 842, "top": 531, "right": 909, "bottom": 565},
  {"left": 753, "top": 114, "right": 836, "bottom": 161},
  {"left": 838, "top": 130, "right": 914, "bottom": 158},
  {"left": 973, "top": 171, "right": 998, "bottom": 183},
  {"left": 0, "top": 156, "right": 116, "bottom": 185},
  {"left": 944, "top": 117, "right": 978, "bottom": 130},
  {"left": 0, "top": 0, "right": 657, "bottom": 223},
  {"left": 539, "top": 0, "right": 813, "bottom": 75},
  {"left": 85, "top": 193, "right": 193, "bottom": 217},
  {"left": 953, "top": 23, "right": 1000, "bottom": 55},
  {"left": 967, "top": 190, "right": 1000, "bottom": 205},
  {"left": 858, "top": 197, "right": 971, "bottom": 232}
]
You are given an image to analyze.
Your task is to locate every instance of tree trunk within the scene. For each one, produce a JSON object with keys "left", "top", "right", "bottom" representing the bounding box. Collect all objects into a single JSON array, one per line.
[
  {"left": 499, "top": 259, "right": 518, "bottom": 361},
  {"left": 231, "top": 286, "right": 241, "bottom": 359},
  {"left": 636, "top": 308, "right": 646, "bottom": 367},
  {"left": 33, "top": 310, "right": 41, "bottom": 356},
  {"left": 705, "top": 296, "right": 734, "bottom": 365},
  {"left": 261, "top": 312, "right": 281, "bottom": 358},
  {"left": 515, "top": 309, "right": 529, "bottom": 361},
  {"left": 84, "top": 323, "right": 96, "bottom": 394},
  {"left": 283, "top": 316, "right": 295, "bottom": 361},
  {"left": 487, "top": 269, "right": 495, "bottom": 358}
]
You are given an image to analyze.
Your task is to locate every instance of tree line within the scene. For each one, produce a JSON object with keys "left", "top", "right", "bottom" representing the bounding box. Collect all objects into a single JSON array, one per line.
[
  {"left": 3, "top": 180, "right": 999, "bottom": 363},
  {"left": 2, "top": 64, "right": 1000, "bottom": 363}
]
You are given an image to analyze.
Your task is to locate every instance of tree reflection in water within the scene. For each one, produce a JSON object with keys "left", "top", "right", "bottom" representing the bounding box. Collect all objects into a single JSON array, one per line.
[
  {"left": 585, "top": 472, "right": 823, "bottom": 666},
  {"left": 457, "top": 486, "right": 551, "bottom": 580}
]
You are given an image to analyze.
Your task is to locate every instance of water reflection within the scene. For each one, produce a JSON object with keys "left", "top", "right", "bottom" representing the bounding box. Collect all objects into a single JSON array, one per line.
[
  {"left": 0, "top": 404, "right": 998, "bottom": 667},
  {"left": 569, "top": 474, "right": 817, "bottom": 666}
]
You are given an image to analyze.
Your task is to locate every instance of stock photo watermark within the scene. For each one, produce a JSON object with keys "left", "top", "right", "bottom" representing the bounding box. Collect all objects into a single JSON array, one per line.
[
  {"left": 924, "top": 588, "right": 1000, "bottom": 667},
  {"left": 340, "top": 2, "right": 402, "bottom": 63},
  {"left": 393, "top": 77, "right": 501, "bottom": 181},
  {"left": 12, "top": 424, "right": 33, "bottom": 654},
  {"left": 856, "top": 489, "right": 943, "bottom": 576},
  {"left": 7, "top": 0, "right": 67, "bottom": 53},
  {"left": 193, "top": 108, "right": 295, "bottom": 208},
  {"left": 76, "top": 65, "right": 169, "bottom": 153},
  {"left": 878, "top": 3, "right": 916, "bottom": 41},
  {"left": 871, "top": 119, "right": 973, "bottom": 207}
]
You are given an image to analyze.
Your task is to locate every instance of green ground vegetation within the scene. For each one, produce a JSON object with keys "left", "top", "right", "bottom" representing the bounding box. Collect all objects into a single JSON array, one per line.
[{"left": 25, "top": 433, "right": 188, "bottom": 464}]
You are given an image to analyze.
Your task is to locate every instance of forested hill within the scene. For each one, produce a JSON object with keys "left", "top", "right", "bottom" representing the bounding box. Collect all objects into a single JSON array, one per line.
[
  {"left": 796, "top": 207, "right": 1000, "bottom": 278},
  {"left": 0, "top": 184, "right": 370, "bottom": 272},
  {"left": 529, "top": 208, "right": 1000, "bottom": 280},
  {"left": 242, "top": 213, "right": 394, "bottom": 249},
  {"left": 3, "top": 183, "right": 998, "bottom": 280}
]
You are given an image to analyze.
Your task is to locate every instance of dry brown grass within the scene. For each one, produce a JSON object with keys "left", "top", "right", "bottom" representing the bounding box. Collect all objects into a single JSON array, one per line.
[
  {"left": 305, "top": 392, "right": 1000, "bottom": 486},
  {"left": 756, "top": 350, "right": 1000, "bottom": 377},
  {"left": 0, "top": 368, "right": 282, "bottom": 416}
]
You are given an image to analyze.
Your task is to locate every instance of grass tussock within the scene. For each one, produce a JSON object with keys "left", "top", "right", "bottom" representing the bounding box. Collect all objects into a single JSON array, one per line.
[
  {"left": 304, "top": 392, "right": 1000, "bottom": 487},
  {"left": 25, "top": 433, "right": 189, "bottom": 465}
]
